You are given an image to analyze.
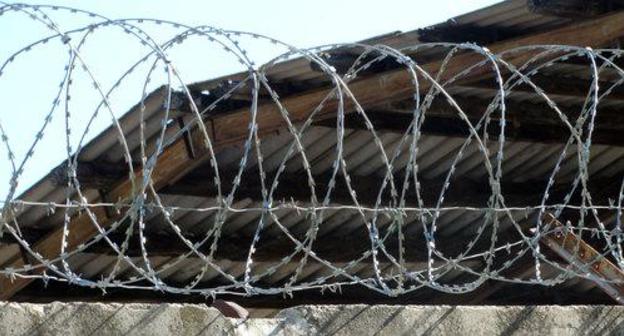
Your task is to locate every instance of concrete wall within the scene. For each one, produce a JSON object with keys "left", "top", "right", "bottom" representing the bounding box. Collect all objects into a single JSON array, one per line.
[{"left": 1, "top": 302, "right": 624, "bottom": 335}]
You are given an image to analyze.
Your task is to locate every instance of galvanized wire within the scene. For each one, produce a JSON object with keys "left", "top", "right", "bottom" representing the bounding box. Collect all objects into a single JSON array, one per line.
[{"left": 1, "top": 3, "right": 624, "bottom": 298}]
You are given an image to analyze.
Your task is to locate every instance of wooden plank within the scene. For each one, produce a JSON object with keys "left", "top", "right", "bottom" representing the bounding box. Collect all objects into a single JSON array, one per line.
[
  {"left": 528, "top": 0, "right": 614, "bottom": 18},
  {"left": 86, "top": 230, "right": 432, "bottom": 263},
  {"left": 466, "top": 74, "right": 624, "bottom": 102},
  {"left": 3, "top": 10, "right": 624, "bottom": 299},
  {"left": 211, "top": 10, "right": 624, "bottom": 145},
  {"left": 0, "top": 140, "right": 190, "bottom": 299},
  {"left": 328, "top": 106, "right": 624, "bottom": 146}
]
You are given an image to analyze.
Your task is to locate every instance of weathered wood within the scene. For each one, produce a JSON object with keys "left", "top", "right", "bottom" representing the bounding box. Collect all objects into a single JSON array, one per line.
[
  {"left": 85, "top": 230, "right": 432, "bottom": 263},
  {"left": 418, "top": 23, "right": 520, "bottom": 44},
  {"left": 3, "top": 10, "right": 624, "bottom": 299},
  {"left": 528, "top": 0, "right": 617, "bottom": 18},
  {"left": 50, "top": 161, "right": 130, "bottom": 190},
  {"left": 0, "top": 207, "right": 111, "bottom": 299},
  {"left": 208, "top": 10, "right": 624, "bottom": 146},
  {"left": 0, "top": 140, "right": 190, "bottom": 299},
  {"left": 467, "top": 74, "right": 624, "bottom": 103},
  {"left": 326, "top": 105, "right": 624, "bottom": 146}
]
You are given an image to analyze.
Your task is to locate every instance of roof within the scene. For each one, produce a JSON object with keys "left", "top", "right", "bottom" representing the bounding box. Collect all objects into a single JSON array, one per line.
[{"left": 4, "top": 0, "right": 624, "bottom": 308}]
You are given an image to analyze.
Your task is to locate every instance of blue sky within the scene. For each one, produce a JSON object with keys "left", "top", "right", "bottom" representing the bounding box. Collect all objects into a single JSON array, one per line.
[{"left": 0, "top": 0, "right": 501, "bottom": 200}]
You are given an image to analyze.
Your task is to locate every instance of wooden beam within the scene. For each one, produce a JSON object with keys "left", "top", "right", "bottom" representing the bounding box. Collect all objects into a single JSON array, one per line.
[
  {"left": 209, "top": 10, "right": 624, "bottom": 146},
  {"left": 325, "top": 104, "right": 624, "bottom": 146},
  {"left": 3, "top": 10, "right": 624, "bottom": 300},
  {"left": 417, "top": 23, "right": 521, "bottom": 45},
  {"left": 365, "top": 91, "right": 624, "bottom": 146},
  {"left": 50, "top": 161, "right": 130, "bottom": 191},
  {"left": 0, "top": 140, "right": 190, "bottom": 300},
  {"left": 466, "top": 74, "right": 624, "bottom": 103},
  {"left": 85, "top": 230, "right": 432, "bottom": 263},
  {"left": 528, "top": 0, "right": 617, "bottom": 18}
]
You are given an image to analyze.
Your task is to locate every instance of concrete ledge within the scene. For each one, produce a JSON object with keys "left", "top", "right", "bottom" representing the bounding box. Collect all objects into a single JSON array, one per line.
[{"left": 1, "top": 302, "right": 624, "bottom": 335}]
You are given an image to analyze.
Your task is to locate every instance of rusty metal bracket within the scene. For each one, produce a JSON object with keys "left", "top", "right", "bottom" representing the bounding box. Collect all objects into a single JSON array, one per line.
[{"left": 541, "top": 213, "right": 624, "bottom": 304}]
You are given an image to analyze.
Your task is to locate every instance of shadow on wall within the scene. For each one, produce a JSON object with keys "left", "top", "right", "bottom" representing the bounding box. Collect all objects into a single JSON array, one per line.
[{"left": 2, "top": 303, "right": 624, "bottom": 335}]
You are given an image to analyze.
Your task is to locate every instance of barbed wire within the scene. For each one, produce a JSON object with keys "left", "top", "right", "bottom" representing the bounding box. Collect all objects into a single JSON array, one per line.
[{"left": 1, "top": 2, "right": 624, "bottom": 299}]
